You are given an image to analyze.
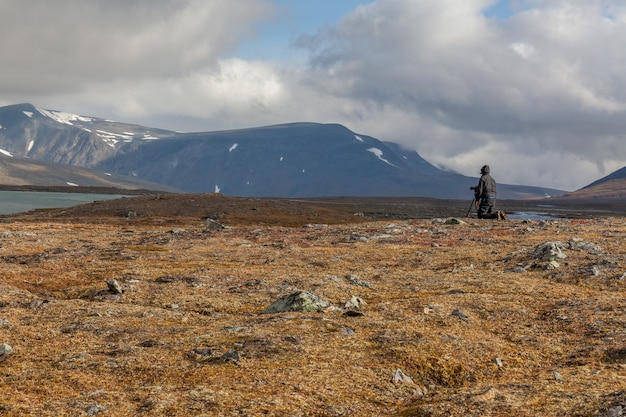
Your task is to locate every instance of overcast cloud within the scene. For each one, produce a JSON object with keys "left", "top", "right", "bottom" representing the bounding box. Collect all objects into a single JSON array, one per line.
[{"left": 2, "top": 0, "right": 626, "bottom": 191}]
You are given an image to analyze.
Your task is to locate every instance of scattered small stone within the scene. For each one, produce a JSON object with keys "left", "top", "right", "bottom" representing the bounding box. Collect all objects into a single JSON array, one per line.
[
  {"left": 154, "top": 276, "right": 176, "bottom": 284},
  {"left": 218, "top": 350, "right": 240, "bottom": 365},
  {"left": 451, "top": 308, "right": 469, "bottom": 320},
  {"left": 345, "top": 274, "right": 372, "bottom": 289},
  {"left": 340, "top": 235, "right": 369, "bottom": 243},
  {"left": 170, "top": 228, "right": 186, "bottom": 234},
  {"left": 567, "top": 239, "right": 603, "bottom": 253},
  {"left": 495, "top": 357, "right": 503, "bottom": 368},
  {"left": 344, "top": 295, "right": 366, "bottom": 311},
  {"left": 205, "top": 218, "right": 224, "bottom": 230},
  {"left": 392, "top": 369, "right": 414, "bottom": 384},
  {"left": 86, "top": 404, "right": 107, "bottom": 415},
  {"left": 443, "top": 218, "right": 467, "bottom": 225},
  {"left": 192, "top": 348, "right": 213, "bottom": 357},
  {"left": 446, "top": 289, "right": 465, "bottom": 295},
  {"left": 475, "top": 387, "right": 497, "bottom": 401},
  {"left": 553, "top": 370, "right": 564, "bottom": 381},
  {"left": 599, "top": 406, "right": 624, "bottom": 417},
  {"left": 0, "top": 343, "right": 13, "bottom": 361},
  {"left": 138, "top": 340, "right": 163, "bottom": 348},
  {"left": 223, "top": 326, "right": 248, "bottom": 332},
  {"left": 546, "top": 260, "right": 560, "bottom": 270},
  {"left": 432, "top": 217, "right": 467, "bottom": 225},
  {"left": 305, "top": 223, "right": 327, "bottom": 229},
  {"left": 29, "top": 299, "right": 45, "bottom": 309},
  {"left": 342, "top": 327, "right": 356, "bottom": 336},
  {"left": 106, "top": 279, "right": 124, "bottom": 294},
  {"left": 326, "top": 275, "right": 342, "bottom": 283}
]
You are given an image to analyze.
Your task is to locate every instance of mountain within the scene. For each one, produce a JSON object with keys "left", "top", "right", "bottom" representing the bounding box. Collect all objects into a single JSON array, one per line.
[
  {"left": 553, "top": 167, "right": 626, "bottom": 200},
  {"left": 0, "top": 103, "right": 563, "bottom": 199}
]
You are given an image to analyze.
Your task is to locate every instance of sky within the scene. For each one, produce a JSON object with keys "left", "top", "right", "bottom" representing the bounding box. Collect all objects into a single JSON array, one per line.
[{"left": 2, "top": 0, "right": 626, "bottom": 192}]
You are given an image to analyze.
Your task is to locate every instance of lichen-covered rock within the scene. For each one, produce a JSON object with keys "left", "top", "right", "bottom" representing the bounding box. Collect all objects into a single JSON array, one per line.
[
  {"left": 533, "top": 241, "right": 567, "bottom": 261},
  {"left": 345, "top": 295, "right": 366, "bottom": 311},
  {"left": 0, "top": 343, "right": 13, "bottom": 361},
  {"left": 262, "top": 291, "right": 330, "bottom": 314}
]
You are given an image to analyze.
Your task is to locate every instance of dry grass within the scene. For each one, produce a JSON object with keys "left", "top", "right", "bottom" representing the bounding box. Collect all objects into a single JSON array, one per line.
[{"left": 0, "top": 196, "right": 625, "bottom": 416}]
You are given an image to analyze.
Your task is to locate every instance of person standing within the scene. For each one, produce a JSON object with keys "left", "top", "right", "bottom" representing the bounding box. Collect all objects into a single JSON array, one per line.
[{"left": 471, "top": 165, "right": 507, "bottom": 220}]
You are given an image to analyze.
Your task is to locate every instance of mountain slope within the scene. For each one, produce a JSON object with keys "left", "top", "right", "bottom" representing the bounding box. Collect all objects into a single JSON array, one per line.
[
  {"left": 550, "top": 166, "right": 626, "bottom": 200},
  {"left": 0, "top": 103, "right": 564, "bottom": 199},
  {"left": 0, "top": 153, "right": 177, "bottom": 191}
]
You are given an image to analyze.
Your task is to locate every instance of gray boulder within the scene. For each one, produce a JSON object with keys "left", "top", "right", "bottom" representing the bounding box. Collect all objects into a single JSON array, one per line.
[
  {"left": 262, "top": 291, "right": 330, "bottom": 314},
  {"left": 533, "top": 242, "right": 567, "bottom": 261}
]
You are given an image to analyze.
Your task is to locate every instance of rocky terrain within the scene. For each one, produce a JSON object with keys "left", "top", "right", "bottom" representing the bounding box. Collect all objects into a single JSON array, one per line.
[{"left": 0, "top": 193, "right": 625, "bottom": 416}]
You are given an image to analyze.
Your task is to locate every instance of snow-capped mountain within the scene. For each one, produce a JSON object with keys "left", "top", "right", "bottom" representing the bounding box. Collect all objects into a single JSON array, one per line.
[{"left": 0, "top": 103, "right": 563, "bottom": 198}]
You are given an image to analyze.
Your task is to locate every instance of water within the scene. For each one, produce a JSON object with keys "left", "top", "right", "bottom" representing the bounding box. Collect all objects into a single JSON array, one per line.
[
  {"left": 0, "top": 191, "right": 128, "bottom": 215},
  {"left": 508, "top": 211, "right": 556, "bottom": 221}
]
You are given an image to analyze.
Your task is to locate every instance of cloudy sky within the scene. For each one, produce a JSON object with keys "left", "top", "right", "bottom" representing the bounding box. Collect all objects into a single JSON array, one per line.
[{"left": 2, "top": 0, "right": 626, "bottom": 191}]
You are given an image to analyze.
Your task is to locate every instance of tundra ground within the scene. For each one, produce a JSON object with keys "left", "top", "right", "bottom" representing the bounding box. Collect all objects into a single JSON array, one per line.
[{"left": 0, "top": 193, "right": 624, "bottom": 416}]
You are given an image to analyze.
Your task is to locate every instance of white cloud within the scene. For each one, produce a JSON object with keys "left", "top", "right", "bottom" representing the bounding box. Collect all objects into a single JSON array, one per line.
[
  {"left": 3, "top": 0, "right": 626, "bottom": 191},
  {"left": 0, "top": 0, "right": 272, "bottom": 93},
  {"left": 285, "top": 0, "right": 626, "bottom": 190},
  {"left": 508, "top": 42, "right": 535, "bottom": 59}
]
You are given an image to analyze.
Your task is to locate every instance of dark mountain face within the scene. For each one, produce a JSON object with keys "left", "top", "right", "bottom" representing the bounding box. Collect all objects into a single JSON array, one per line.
[
  {"left": 583, "top": 166, "right": 626, "bottom": 190},
  {"left": 552, "top": 166, "right": 626, "bottom": 200},
  {"left": 0, "top": 103, "right": 564, "bottom": 199}
]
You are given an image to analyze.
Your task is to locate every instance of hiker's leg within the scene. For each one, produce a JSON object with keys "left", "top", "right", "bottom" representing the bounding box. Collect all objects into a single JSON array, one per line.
[
  {"left": 482, "top": 200, "right": 498, "bottom": 219},
  {"left": 478, "top": 201, "right": 492, "bottom": 219}
]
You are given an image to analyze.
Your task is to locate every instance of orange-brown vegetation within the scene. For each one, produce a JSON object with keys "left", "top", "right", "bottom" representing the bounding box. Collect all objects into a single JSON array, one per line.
[{"left": 0, "top": 193, "right": 624, "bottom": 416}]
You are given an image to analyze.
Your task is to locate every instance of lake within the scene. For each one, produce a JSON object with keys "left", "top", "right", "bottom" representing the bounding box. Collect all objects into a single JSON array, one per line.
[{"left": 0, "top": 191, "right": 129, "bottom": 215}]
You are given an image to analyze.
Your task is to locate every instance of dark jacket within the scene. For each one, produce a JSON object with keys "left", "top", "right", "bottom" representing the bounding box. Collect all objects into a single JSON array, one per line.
[{"left": 474, "top": 173, "right": 496, "bottom": 201}]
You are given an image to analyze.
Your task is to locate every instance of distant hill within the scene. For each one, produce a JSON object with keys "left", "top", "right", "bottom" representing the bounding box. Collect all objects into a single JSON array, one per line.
[
  {"left": 547, "top": 165, "right": 626, "bottom": 200},
  {"left": 0, "top": 103, "right": 564, "bottom": 199}
]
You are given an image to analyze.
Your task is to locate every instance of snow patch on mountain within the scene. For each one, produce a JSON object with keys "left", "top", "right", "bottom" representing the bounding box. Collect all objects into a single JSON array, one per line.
[
  {"left": 96, "top": 130, "right": 134, "bottom": 147},
  {"left": 367, "top": 147, "right": 396, "bottom": 167},
  {"left": 229, "top": 143, "right": 238, "bottom": 152},
  {"left": 23, "top": 111, "right": 33, "bottom": 118},
  {"left": 27, "top": 140, "right": 34, "bottom": 153},
  {"left": 354, "top": 135, "right": 364, "bottom": 142},
  {"left": 0, "top": 149, "right": 13, "bottom": 157},
  {"left": 37, "top": 108, "right": 93, "bottom": 125}
]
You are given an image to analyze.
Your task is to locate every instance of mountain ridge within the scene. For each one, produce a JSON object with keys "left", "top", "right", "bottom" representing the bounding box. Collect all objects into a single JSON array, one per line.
[{"left": 0, "top": 103, "right": 564, "bottom": 199}]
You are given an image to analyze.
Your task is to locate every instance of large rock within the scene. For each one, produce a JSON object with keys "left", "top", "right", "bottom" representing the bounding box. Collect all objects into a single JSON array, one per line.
[
  {"left": 533, "top": 242, "right": 567, "bottom": 261},
  {"left": 262, "top": 291, "right": 330, "bottom": 314}
]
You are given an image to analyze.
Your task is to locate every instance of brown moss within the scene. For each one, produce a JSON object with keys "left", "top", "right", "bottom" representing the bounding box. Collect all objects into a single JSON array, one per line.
[{"left": 0, "top": 199, "right": 625, "bottom": 415}]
